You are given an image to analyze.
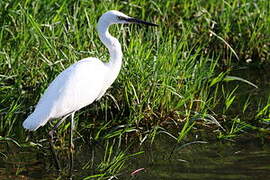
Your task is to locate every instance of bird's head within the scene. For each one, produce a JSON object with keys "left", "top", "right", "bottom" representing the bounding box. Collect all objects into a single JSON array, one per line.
[{"left": 99, "top": 10, "right": 158, "bottom": 27}]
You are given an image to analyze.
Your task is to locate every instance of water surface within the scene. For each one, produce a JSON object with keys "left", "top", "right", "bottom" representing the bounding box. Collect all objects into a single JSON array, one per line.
[{"left": 1, "top": 135, "right": 270, "bottom": 179}]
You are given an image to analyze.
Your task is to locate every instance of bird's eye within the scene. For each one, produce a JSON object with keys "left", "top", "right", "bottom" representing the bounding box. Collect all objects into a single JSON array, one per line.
[{"left": 117, "top": 16, "right": 126, "bottom": 21}]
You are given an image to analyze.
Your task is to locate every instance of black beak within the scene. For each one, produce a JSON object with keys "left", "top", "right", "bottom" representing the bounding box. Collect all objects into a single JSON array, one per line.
[{"left": 119, "top": 16, "right": 158, "bottom": 26}]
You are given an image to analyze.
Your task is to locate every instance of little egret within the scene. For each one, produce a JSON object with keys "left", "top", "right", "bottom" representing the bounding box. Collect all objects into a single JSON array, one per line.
[{"left": 22, "top": 10, "right": 157, "bottom": 171}]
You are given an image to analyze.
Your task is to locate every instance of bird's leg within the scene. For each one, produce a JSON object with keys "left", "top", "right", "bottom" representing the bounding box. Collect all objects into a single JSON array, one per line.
[
  {"left": 49, "top": 131, "right": 61, "bottom": 171},
  {"left": 69, "top": 112, "right": 75, "bottom": 176},
  {"left": 48, "top": 114, "right": 70, "bottom": 171}
]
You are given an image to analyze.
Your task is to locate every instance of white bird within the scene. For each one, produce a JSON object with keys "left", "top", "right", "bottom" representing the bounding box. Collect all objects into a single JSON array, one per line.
[{"left": 22, "top": 10, "right": 157, "bottom": 171}]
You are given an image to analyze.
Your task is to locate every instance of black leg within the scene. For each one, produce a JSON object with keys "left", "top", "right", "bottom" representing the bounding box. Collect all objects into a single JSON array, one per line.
[
  {"left": 49, "top": 131, "right": 61, "bottom": 170},
  {"left": 69, "top": 112, "right": 75, "bottom": 176},
  {"left": 48, "top": 114, "right": 70, "bottom": 171}
]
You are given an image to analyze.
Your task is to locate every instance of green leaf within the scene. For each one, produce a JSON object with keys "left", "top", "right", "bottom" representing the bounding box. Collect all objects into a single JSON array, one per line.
[{"left": 224, "top": 75, "right": 258, "bottom": 88}]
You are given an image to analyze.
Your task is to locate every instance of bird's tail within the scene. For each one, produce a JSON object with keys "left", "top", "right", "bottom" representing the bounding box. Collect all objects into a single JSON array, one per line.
[{"left": 23, "top": 112, "right": 49, "bottom": 131}]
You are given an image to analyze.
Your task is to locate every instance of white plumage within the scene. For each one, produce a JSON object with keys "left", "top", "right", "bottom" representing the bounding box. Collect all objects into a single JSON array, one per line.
[
  {"left": 23, "top": 10, "right": 157, "bottom": 132},
  {"left": 22, "top": 10, "right": 157, "bottom": 171},
  {"left": 23, "top": 58, "right": 108, "bottom": 130}
]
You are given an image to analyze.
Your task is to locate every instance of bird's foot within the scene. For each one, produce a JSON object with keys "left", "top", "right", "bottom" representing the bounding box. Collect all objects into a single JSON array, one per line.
[{"left": 48, "top": 130, "right": 58, "bottom": 143}]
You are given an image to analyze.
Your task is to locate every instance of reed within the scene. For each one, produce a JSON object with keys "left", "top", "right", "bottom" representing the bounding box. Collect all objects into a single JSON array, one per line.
[{"left": 0, "top": 0, "right": 269, "bottom": 178}]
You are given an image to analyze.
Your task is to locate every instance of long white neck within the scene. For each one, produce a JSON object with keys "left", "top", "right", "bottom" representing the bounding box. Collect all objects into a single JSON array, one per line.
[{"left": 97, "top": 20, "right": 123, "bottom": 87}]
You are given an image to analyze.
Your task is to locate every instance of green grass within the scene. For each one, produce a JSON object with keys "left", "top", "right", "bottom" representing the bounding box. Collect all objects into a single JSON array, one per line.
[{"left": 0, "top": 0, "right": 270, "bottom": 178}]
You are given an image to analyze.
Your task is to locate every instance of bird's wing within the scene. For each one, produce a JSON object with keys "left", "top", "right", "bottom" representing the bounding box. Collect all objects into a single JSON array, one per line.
[{"left": 23, "top": 58, "right": 107, "bottom": 130}]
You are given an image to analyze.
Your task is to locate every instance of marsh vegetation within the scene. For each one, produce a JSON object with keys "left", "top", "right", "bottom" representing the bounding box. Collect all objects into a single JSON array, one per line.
[{"left": 0, "top": 0, "right": 269, "bottom": 179}]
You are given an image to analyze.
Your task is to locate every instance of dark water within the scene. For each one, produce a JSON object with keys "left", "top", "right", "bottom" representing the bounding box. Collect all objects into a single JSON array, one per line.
[
  {"left": 129, "top": 136, "right": 270, "bottom": 180},
  {"left": 1, "top": 135, "right": 270, "bottom": 180}
]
